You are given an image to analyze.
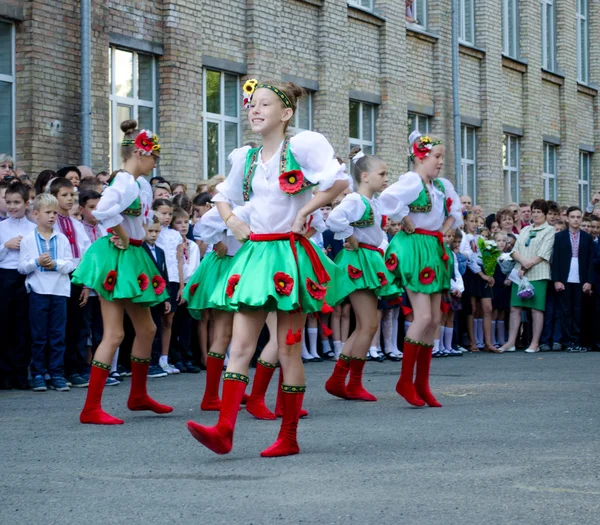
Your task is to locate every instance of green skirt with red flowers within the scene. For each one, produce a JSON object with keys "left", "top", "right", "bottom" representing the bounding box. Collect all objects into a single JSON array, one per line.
[
  {"left": 219, "top": 235, "right": 355, "bottom": 314},
  {"left": 182, "top": 251, "right": 235, "bottom": 320},
  {"left": 385, "top": 230, "right": 451, "bottom": 294},
  {"left": 334, "top": 246, "right": 403, "bottom": 299},
  {"left": 72, "top": 236, "right": 169, "bottom": 307}
]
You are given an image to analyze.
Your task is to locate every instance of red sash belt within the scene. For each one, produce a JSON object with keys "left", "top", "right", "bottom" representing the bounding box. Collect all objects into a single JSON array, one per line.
[
  {"left": 414, "top": 228, "right": 449, "bottom": 265},
  {"left": 107, "top": 228, "right": 143, "bottom": 247},
  {"left": 249, "top": 232, "right": 330, "bottom": 284},
  {"left": 358, "top": 242, "right": 384, "bottom": 256}
]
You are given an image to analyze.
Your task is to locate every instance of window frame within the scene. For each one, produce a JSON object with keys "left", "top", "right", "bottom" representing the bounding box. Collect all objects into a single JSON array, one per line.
[
  {"left": 503, "top": 134, "right": 520, "bottom": 204},
  {"left": 202, "top": 68, "right": 241, "bottom": 180},
  {"left": 543, "top": 143, "right": 557, "bottom": 201},
  {"left": 576, "top": 0, "right": 589, "bottom": 84},
  {"left": 541, "top": 0, "right": 556, "bottom": 72},
  {"left": 109, "top": 46, "right": 157, "bottom": 172},
  {"left": 349, "top": 100, "right": 376, "bottom": 154},
  {"left": 288, "top": 91, "right": 314, "bottom": 134},
  {"left": 409, "top": 0, "right": 428, "bottom": 30},
  {"left": 348, "top": 0, "right": 374, "bottom": 10},
  {"left": 459, "top": 0, "right": 475, "bottom": 45},
  {"left": 0, "top": 20, "right": 16, "bottom": 159},
  {"left": 502, "top": 0, "right": 519, "bottom": 59},
  {"left": 579, "top": 151, "right": 591, "bottom": 210},
  {"left": 459, "top": 125, "right": 477, "bottom": 203}
]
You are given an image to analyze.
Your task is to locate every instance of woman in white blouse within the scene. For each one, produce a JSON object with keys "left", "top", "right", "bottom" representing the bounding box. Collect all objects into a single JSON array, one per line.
[
  {"left": 379, "top": 132, "right": 462, "bottom": 408},
  {"left": 186, "top": 80, "right": 353, "bottom": 458},
  {"left": 73, "top": 120, "right": 172, "bottom": 425}
]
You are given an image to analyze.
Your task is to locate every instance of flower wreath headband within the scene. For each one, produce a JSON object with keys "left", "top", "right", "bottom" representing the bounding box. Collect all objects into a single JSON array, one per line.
[
  {"left": 409, "top": 130, "right": 442, "bottom": 161},
  {"left": 122, "top": 130, "right": 161, "bottom": 156},
  {"left": 242, "top": 79, "right": 293, "bottom": 109}
]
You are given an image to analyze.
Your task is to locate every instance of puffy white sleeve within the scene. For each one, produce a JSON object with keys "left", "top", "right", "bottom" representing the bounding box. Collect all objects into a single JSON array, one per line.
[
  {"left": 439, "top": 178, "right": 463, "bottom": 228},
  {"left": 309, "top": 209, "right": 326, "bottom": 234},
  {"left": 289, "top": 131, "right": 348, "bottom": 191},
  {"left": 212, "top": 146, "right": 251, "bottom": 206},
  {"left": 194, "top": 206, "right": 226, "bottom": 245},
  {"left": 379, "top": 172, "right": 423, "bottom": 221},
  {"left": 93, "top": 171, "right": 139, "bottom": 229},
  {"left": 326, "top": 193, "right": 366, "bottom": 240}
]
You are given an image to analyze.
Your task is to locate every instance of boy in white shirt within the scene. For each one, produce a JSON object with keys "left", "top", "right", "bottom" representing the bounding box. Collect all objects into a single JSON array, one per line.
[
  {"left": 0, "top": 181, "right": 35, "bottom": 389},
  {"left": 18, "top": 194, "right": 74, "bottom": 392}
]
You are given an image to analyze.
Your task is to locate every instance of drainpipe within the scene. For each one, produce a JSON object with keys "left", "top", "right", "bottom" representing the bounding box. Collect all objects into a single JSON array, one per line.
[
  {"left": 81, "top": 0, "right": 91, "bottom": 166},
  {"left": 451, "top": 0, "right": 462, "bottom": 187}
]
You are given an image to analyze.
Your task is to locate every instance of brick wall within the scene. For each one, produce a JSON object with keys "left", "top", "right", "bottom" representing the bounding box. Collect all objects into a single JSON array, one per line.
[{"left": 6, "top": 0, "right": 600, "bottom": 209}]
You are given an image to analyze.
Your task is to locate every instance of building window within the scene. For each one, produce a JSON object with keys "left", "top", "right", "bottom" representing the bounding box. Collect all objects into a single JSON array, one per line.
[
  {"left": 349, "top": 101, "right": 376, "bottom": 154},
  {"left": 348, "top": 0, "right": 373, "bottom": 10},
  {"left": 407, "top": 113, "right": 431, "bottom": 168},
  {"left": 407, "top": 0, "right": 427, "bottom": 29},
  {"left": 109, "top": 47, "right": 157, "bottom": 171},
  {"left": 541, "top": 0, "right": 556, "bottom": 71},
  {"left": 503, "top": 135, "right": 520, "bottom": 203},
  {"left": 579, "top": 151, "right": 591, "bottom": 209},
  {"left": 502, "top": 0, "right": 519, "bottom": 58},
  {"left": 459, "top": 125, "right": 477, "bottom": 202},
  {"left": 577, "top": 0, "right": 589, "bottom": 84},
  {"left": 203, "top": 69, "right": 240, "bottom": 179},
  {"left": 0, "top": 21, "right": 15, "bottom": 158},
  {"left": 289, "top": 92, "right": 313, "bottom": 134},
  {"left": 543, "top": 143, "right": 557, "bottom": 201},
  {"left": 459, "top": 0, "right": 475, "bottom": 45}
]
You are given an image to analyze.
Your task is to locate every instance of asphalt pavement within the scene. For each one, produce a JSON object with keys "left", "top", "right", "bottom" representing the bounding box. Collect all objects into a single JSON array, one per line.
[{"left": 1, "top": 351, "right": 599, "bottom": 525}]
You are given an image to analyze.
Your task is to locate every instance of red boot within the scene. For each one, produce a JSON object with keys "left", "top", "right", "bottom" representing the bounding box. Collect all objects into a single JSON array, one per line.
[
  {"left": 187, "top": 373, "right": 248, "bottom": 454},
  {"left": 127, "top": 357, "right": 173, "bottom": 413},
  {"left": 276, "top": 367, "right": 309, "bottom": 418},
  {"left": 261, "top": 385, "right": 305, "bottom": 457},
  {"left": 395, "top": 340, "right": 425, "bottom": 407},
  {"left": 246, "top": 359, "right": 277, "bottom": 420},
  {"left": 80, "top": 362, "right": 124, "bottom": 425},
  {"left": 415, "top": 344, "right": 442, "bottom": 407},
  {"left": 201, "top": 352, "right": 225, "bottom": 411},
  {"left": 345, "top": 358, "right": 377, "bottom": 401},
  {"left": 324, "top": 354, "right": 351, "bottom": 399}
]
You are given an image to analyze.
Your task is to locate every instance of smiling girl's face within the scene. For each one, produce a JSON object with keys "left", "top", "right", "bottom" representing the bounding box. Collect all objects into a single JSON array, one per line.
[{"left": 248, "top": 88, "right": 293, "bottom": 136}]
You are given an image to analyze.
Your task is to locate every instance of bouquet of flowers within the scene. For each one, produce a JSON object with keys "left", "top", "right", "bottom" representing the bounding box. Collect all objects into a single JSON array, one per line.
[
  {"left": 517, "top": 276, "right": 535, "bottom": 298},
  {"left": 477, "top": 238, "right": 502, "bottom": 276}
]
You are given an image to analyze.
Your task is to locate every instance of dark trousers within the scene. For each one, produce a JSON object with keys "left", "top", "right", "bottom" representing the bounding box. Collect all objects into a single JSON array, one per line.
[
  {"left": 30, "top": 292, "right": 67, "bottom": 377},
  {"left": 0, "top": 269, "right": 30, "bottom": 382},
  {"left": 150, "top": 304, "right": 164, "bottom": 366},
  {"left": 64, "top": 282, "right": 89, "bottom": 376},
  {"left": 170, "top": 303, "right": 192, "bottom": 364},
  {"left": 557, "top": 283, "right": 582, "bottom": 347},
  {"left": 82, "top": 295, "right": 104, "bottom": 356},
  {"left": 541, "top": 283, "right": 562, "bottom": 345}
]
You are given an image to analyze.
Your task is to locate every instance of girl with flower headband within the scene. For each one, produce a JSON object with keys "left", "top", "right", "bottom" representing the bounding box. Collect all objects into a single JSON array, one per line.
[
  {"left": 72, "top": 119, "right": 172, "bottom": 425},
  {"left": 324, "top": 147, "right": 403, "bottom": 402},
  {"left": 379, "top": 130, "right": 462, "bottom": 408},
  {"left": 186, "top": 79, "right": 354, "bottom": 457}
]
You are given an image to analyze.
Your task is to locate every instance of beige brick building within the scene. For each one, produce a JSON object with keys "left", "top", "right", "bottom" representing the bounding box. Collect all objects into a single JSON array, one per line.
[{"left": 1, "top": 0, "right": 599, "bottom": 212}]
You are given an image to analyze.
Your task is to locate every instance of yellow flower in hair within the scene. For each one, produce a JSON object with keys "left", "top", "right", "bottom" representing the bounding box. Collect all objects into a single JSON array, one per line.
[{"left": 243, "top": 79, "right": 258, "bottom": 95}]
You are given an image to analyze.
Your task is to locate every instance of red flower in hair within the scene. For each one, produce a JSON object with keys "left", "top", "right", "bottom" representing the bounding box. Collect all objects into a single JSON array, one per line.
[
  {"left": 226, "top": 274, "right": 241, "bottom": 298},
  {"left": 306, "top": 277, "right": 327, "bottom": 300},
  {"left": 385, "top": 253, "right": 398, "bottom": 271},
  {"left": 348, "top": 265, "right": 363, "bottom": 280},
  {"left": 137, "top": 273, "right": 149, "bottom": 291},
  {"left": 151, "top": 275, "right": 166, "bottom": 295},
  {"left": 135, "top": 131, "right": 154, "bottom": 153},
  {"left": 190, "top": 283, "right": 199, "bottom": 296},
  {"left": 274, "top": 272, "right": 294, "bottom": 296},
  {"left": 377, "top": 272, "right": 388, "bottom": 287},
  {"left": 418, "top": 267, "right": 436, "bottom": 285},
  {"left": 279, "top": 170, "right": 304, "bottom": 194},
  {"left": 103, "top": 270, "right": 117, "bottom": 292}
]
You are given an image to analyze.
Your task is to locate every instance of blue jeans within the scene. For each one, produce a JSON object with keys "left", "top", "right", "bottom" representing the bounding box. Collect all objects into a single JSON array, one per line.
[{"left": 29, "top": 292, "right": 67, "bottom": 377}]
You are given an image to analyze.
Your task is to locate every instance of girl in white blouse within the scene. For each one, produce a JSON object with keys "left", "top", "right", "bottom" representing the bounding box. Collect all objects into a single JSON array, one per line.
[
  {"left": 379, "top": 131, "right": 462, "bottom": 408},
  {"left": 324, "top": 148, "right": 402, "bottom": 402},
  {"left": 186, "top": 80, "right": 353, "bottom": 458},
  {"left": 73, "top": 120, "right": 172, "bottom": 425}
]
